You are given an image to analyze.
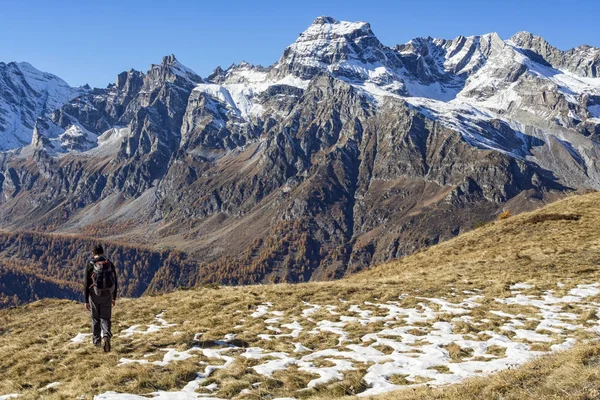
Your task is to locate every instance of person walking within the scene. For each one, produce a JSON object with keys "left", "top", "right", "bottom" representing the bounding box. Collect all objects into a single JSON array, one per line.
[{"left": 84, "top": 244, "right": 118, "bottom": 352}]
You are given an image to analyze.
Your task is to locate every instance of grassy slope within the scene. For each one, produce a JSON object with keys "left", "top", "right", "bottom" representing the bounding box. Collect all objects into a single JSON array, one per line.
[
  {"left": 1, "top": 191, "right": 600, "bottom": 399},
  {"left": 350, "top": 191, "right": 600, "bottom": 292}
]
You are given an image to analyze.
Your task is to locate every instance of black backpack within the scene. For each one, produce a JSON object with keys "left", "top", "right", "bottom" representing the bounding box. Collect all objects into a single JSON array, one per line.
[{"left": 90, "top": 259, "right": 115, "bottom": 294}]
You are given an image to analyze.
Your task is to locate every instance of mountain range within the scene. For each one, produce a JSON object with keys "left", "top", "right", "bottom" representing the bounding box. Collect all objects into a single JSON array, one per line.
[{"left": 0, "top": 16, "right": 599, "bottom": 297}]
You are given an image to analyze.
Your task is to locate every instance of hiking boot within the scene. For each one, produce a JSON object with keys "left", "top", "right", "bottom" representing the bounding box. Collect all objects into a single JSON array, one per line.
[
  {"left": 102, "top": 336, "right": 111, "bottom": 352},
  {"left": 93, "top": 340, "right": 102, "bottom": 348}
]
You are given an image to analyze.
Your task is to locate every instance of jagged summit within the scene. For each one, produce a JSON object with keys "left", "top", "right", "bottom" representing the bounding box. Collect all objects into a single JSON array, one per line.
[
  {"left": 273, "top": 15, "right": 399, "bottom": 89},
  {"left": 28, "top": 54, "right": 203, "bottom": 155},
  {"left": 509, "top": 30, "right": 600, "bottom": 52},
  {"left": 161, "top": 53, "right": 178, "bottom": 65},
  {"left": 395, "top": 32, "right": 505, "bottom": 83},
  {"left": 115, "top": 69, "right": 144, "bottom": 89},
  {"left": 508, "top": 30, "right": 556, "bottom": 55},
  {"left": 311, "top": 15, "right": 338, "bottom": 24},
  {"left": 306, "top": 15, "right": 372, "bottom": 34},
  {"left": 285, "top": 16, "right": 376, "bottom": 56},
  {"left": 3, "top": 20, "right": 599, "bottom": 153},
  {"left": 145, "top": 54, "right": 202, "bottom": 87},
  {"left": 508, "top": 31, "right": 600, "bottom": 77},
  {"left": 206, "top": 65, "right": 226, "bottom": 83},
  {"left": 509, "top": 30, "right": 543, "bottom": 43}
]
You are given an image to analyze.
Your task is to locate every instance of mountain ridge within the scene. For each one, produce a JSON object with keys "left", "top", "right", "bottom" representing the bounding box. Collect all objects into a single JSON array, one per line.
[{"left": 0, "top": 16, "right": 599, "bottom": 292}]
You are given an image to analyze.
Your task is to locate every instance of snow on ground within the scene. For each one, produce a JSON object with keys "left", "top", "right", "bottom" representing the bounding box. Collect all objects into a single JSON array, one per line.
[
  {"left": 250, "top": 302, "right": 273, "bottom": 318},
  {"left": 193, "top": 67, "right": 308, "bottom": 119},
  {"left": 70, "top": 333, "right": 92, "bottom": 343},
  {"left": 569, "top": 283, "right": 600, "bottom": 298},
  {"left": 98, "top": 341, "right": 236, "bottom": 400},
  {"left": 510, "top": 282, "right": 534, "bottom": 290},
  {"left": 86, "top": 282, "right": 600, "bottom": 399},
  {"left": 0, "top": 395, "right": 21, "bottom": 399},
  {"left": 84, "top": 126, "right": 131, "bottom": 157},
  {"left": 39, "top": 382, "right": 61, "bottom": 392},
  {"left": 301, "top": 301, "right": 322, "bottom": 317},
  {"left": 119, "top": 311, "right": 177, "bottom": 338},
  {"left": 119, "top": 348, "right": 197, "bottom": 367}
]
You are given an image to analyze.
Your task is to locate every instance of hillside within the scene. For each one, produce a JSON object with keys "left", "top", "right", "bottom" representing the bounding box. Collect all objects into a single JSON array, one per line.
[
  {"left": 0, "top": 262, "right": 79, "bottom": 307},
  {"left": 0, "top": 231, "right": 201, "bottom": 308},
  {"left": 1, "top": 191, "right": 600, "bottom": 399}
]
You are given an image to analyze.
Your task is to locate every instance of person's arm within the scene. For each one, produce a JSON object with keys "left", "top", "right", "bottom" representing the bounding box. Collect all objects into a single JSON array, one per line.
[
  {"left": 84, "top": 262, "right": 91, "bottom": 301},
  {"left": 84, "top": 262, "right": 91, "bottom": 310},
  {"left": 112, "top": 263, "right": 118, "bottom": 301}
]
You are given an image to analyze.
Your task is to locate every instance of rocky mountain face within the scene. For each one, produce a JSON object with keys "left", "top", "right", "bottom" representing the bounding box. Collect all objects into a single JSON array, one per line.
[
  {"left": 0, "top": 62, "right": 85, "bottom": 150},
  {"left": 509, "top": 31, "right": 600, "bottom": 78},
  {"left": 0, "top": 17, "right": 599, "bottom": 290}
]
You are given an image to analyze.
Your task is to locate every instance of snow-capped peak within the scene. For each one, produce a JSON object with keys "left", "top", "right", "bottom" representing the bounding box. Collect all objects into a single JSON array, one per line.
[
  {"left": 307, "top": 15, "right": 372, "bottom": 35},
  {"left": 0, "top": 61, "right": 85, "bottom": 150},
  {"left": 286, "top": 15, "right": 376, "bottom": 56},
  {"left": 508, "top": 30, "right": 545, "bottom": 45},
  {"left": 161, "top": 54, "right": 198, "bottom": 78},
  {"left": 508, "top": 32, "right": 600, "bottom": 78},
  {"left": 274, "top": 16, "right": 388, "bottom": 80}
]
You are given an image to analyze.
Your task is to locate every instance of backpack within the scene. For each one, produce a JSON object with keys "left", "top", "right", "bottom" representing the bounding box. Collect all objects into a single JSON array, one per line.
[{"left": 90, "top": 259, "right": 115, "bottom": 296}]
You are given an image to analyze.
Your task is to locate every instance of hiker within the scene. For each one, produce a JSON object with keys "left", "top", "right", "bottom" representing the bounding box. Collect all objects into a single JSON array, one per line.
[{"left": 84, "top": 244, "right": 118, "bottom": 352}]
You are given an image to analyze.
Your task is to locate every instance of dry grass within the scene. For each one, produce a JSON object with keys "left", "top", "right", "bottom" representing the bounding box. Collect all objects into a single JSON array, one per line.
[
  {"left": 498, "top": 209, "right": 511, "bottom": 220},
  {"left": 428, "top": 365, "right": 451, "bottom": 374},
  {"left": 442, "top": 343, "right": 473, "bottom": 362},
  {"left": 1, "top": 191, "right": 600, "bottom": 399},
  {"left": 353, "top": 190, "right": 600, "bottom": 296}
]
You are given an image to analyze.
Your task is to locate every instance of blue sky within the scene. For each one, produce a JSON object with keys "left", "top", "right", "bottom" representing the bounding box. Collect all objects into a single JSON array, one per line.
[{"left": 1, "top": 0, "right": 598, "bottom": 88}]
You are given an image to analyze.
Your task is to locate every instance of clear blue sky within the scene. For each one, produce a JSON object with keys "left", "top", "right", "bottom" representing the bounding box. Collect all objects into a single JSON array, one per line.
[{"left": 1, "top": 0, "right": 598, "bottom": 88}]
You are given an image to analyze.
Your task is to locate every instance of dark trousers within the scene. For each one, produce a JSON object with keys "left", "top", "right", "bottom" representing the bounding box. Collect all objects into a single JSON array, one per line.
[{"left": 89, "top": 290, "right": 113, "bottom": 343}]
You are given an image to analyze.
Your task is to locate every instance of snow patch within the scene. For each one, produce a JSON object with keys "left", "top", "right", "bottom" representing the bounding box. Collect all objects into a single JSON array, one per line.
[
  {"left": 194, "top": 70, "right": 308, "bottom": 119},
  {"left": 39, "top": 382, "right": 61, "bottom": 391},
  {"left": 70, "top": 333, "right": 92, "bottom": 343},
  {"left": 119, "top": 311, "right": 176, "bottom": 338},
  {"left": 510, "top": 282, "right": 534, "bottom": 290}
]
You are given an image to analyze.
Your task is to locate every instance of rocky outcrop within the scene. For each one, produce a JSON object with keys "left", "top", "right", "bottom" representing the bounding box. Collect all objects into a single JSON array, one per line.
[{"left": 510, "top": 31, "right": 600, "bottom": 78}]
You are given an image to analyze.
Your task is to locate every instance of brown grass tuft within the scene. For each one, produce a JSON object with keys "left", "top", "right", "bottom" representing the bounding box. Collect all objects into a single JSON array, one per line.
[{"left": 498, "top": 210, "right": 511, "bottom": 220}]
